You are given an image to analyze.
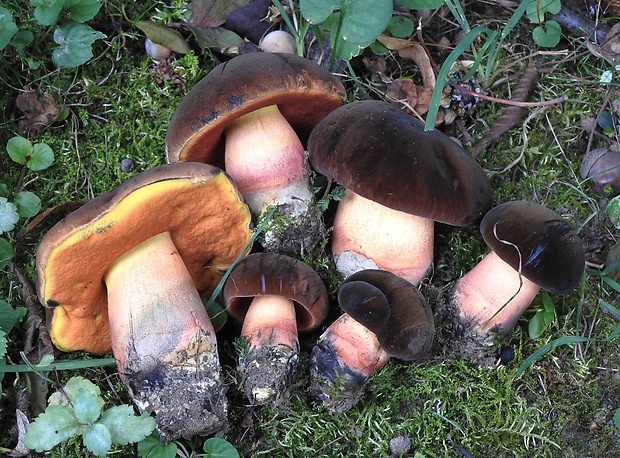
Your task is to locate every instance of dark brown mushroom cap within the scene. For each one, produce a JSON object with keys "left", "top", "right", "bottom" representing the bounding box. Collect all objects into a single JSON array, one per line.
[
  {"left": 307, "top": 100, "right": 492, "bottom": 226},
  {"left": 165, "top": 52, "right": 346, "bottom": 165},
  {"left": 338, "top": 269, "right": 434, "bottom": 360},
  {"left": 222, "top": 252, "right": 330, "bottom": 332},
  {"left": 480, "top": 200, "right": 585, "bottom": 295},
  {"left": 36, "top": 162, "right": 253, "bottom": 354},
  {"left": 579, "top": 147, "right": 620, "bottom": 194}
]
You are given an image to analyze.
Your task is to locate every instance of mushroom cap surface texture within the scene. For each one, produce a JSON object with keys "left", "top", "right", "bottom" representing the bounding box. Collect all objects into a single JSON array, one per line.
[
  {"left": 165, "top": 52, "right": 346, "bottom": 165},
  {"left": 480, "top": 200, "right": 585, "bottom": 295},
  {"left": 222, "top": 252, "right": 329, "bottom": 332},
  {"left": 338, "top": 269, "right": 435, "bottom": 360},
  {"left": 36, "top": 162, "right": 252, "bottom": 354},
  {"left": 307, "top": 100, "right": 492, "bottom": 226}
]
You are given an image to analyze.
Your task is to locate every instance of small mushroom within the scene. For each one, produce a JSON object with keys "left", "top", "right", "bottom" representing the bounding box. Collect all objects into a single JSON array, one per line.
[
  {"left": 36, "top": 163, "right": 253, "bottom": 441},
  {"left": 166, "top": 52, "right": 346, "bottom": 254},
  {"left": 259, "top": 30, "right": 297, "bottom": 54},
  {"left": 580, "top": 147, "right": 620, "bottom": 194},
  {"left": 451, "top": 200, "right": 585, "bottom": 340},
  {"left": 307, "top": 100, "right": 492, "bottom": 285},
  {"left": 310, "top": 269, "right": 434, "bottom": 412},
  {"left": 222, "top": 252, "right": 329, "bottom": 404}
]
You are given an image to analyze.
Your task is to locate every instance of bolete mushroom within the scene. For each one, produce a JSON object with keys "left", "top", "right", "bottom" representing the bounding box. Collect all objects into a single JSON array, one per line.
[
  {"left": 310, "top": 269, "right": 434, "bottom": 412},
  {"left": 307, "top": 100, "right": 492, "bottom": 285},
  {"left": 451, "top": 200, "right": 585, "bottom": 342},
  {"left": 36, "top": 163, "right": 253, "bottom": 441},
  {"left": 222, "top": 252, "right": 329, "bottom": 404},
  {"left": 165, "top": 52, "right": 346, "bottom": 255},
  {"left": 580, "top": 147, "right": 620, "bottom": 194}
]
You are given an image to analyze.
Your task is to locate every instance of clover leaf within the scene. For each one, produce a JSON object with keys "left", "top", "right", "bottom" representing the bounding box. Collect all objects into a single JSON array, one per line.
[
  {"left": 0, "top": 7, "right": 18, "bottom": 50},
  {"left": 52, "top": 21, "right": 105, "bottom": 68},
  {"left": 0, "top": 198, "right": 19, "bottom": 234}
]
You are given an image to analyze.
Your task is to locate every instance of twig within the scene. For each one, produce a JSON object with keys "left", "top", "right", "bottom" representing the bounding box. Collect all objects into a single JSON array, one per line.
[{"left": 471, "top": 60, "right": 542, "bottom": 158}]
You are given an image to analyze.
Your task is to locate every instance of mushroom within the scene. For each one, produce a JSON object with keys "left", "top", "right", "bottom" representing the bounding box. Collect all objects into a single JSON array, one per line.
[
  {"left": 307, "top": 100, "right": 492, "bottom": 285},
  {"left": 222, "top": 252, "right": 329, "bottom": 404},
  {"left": 451, "top": 200, "right": 585, "bottom": 341},
  {"left": 165, "top": 52, "right": 346, "bottom": 255},
  {"left": 36, "top": 163, "right": 253, "bottom": 441},
  {"left": 580, "top": 147, "right": 620, "bottom": 194},
  {"left": 310, "top": 269, "right": 434, "bottom": 412},
  {"left": 259, "top": 30, "right": 297, "bottom": 54}
]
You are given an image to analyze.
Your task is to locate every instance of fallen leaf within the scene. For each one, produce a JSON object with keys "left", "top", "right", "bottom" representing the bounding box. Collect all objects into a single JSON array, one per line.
[
  {"left": 135, "top": 21, "right": 191, "bottom": 54},
  {"left": 188, "top": 24, "right": 244, "bottom": 53},
  {"left": 15, "top": 91, "right": 59, "bottom": 138},
  {"left": 9, "top": 409, "right": 30, "bottom": 457},
  {"left": 191, "top": 0, "right": 251, "bottom": 27}
]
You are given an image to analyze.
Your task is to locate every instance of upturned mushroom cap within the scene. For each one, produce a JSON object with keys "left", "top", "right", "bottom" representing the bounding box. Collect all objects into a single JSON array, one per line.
[
  {"left": 480, "top": 200, "right": 585, "bottom": 295},
  {"left": 307, "top": 100, "right": 492, "bottom": 226},
  {"left": 222, "top": 252, "right": 329, "bottom": 332},
  {"left": 338, "top": 269, "right": 434, "bottom": 360},
  {"left": 165, "top": 52, "right": 346, "bottom": 165},
  {"left": 36, "top": 162, "right": 252, "bottom": 354}
]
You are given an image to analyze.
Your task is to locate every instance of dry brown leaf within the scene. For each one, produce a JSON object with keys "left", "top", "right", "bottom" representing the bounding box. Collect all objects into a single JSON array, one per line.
[{"left": 16, "top": 91, "right": 59, "bottom": 138}]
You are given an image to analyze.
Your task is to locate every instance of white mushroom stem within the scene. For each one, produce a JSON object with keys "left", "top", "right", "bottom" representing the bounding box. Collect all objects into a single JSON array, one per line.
[
  {"left": 451, "top": 250, "right": 541, "bottom": 335},
  {"left": 224, "top": 104, "right": 313, "bottom": 216},
  {"left": 104, "top": 231, "right": 226, "bottom": 439},
  {"left": 332, "top": 189, "right": 434, "bottom": 285},
  {"left": 240, "top": 295, "right": 299, "bottom": 352}
]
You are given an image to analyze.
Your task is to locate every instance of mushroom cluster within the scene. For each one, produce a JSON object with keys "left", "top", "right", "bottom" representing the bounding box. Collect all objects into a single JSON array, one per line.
[{"left": 36, "top": 45, "right": 587, "bottom": 442}]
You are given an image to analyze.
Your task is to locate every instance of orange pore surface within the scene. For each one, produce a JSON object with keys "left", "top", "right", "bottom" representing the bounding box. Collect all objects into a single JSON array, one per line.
[{"left": 38, "top": 171, "right": 252, "bottom": 354}]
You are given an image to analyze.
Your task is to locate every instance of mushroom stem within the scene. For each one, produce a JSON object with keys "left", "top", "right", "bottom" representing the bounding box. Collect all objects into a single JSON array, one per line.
[
  {"left": 104, "top": 231, "right": 227, "bottom": 440},
  {"left": 237, "top": 295, "right": 300, "bottom": 404},
  {"left": 224, "top": 104, "right": 312, "bottom": 213},
  {"left": 241, "top": 295, "right": 299, "bottom": 350},
  {"left": 332, "top": 190, "right": 434, "bottom": 285},
  {"left": 451, "top": 250, "right": 541, "bottom": 335},
  {"left": 310, "top": 313, "right": 390, "bottom": 413},
  {"left": 224, "top": 104, "right": 325, "bottom": 254}
]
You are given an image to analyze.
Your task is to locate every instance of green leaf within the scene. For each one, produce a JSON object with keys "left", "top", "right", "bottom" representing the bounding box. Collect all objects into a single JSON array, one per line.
[
  {"left": 10, "top": 30, "right": 35, "bottom": 55},
  {"left": 607, "top": 195, "right": 620, "bottom": 229},
  {"left": 28, "top": 142, "right": 55, "bottom": 171},
  {"left": 526, "top": 0, "right": 561, "bottom": 23},
  {"left": 188, "top": 25, "right": 244, "bottom": 53},
  {"left": 532, "top": 20, "right": 561, "bottom": 48},
  {"left": 614, "top": 408, "right": 620, "bottom": 433},
  {"left": 14, "top": 191, "right": 41, "bottom": 218},
  {"left": 205, "top": 298, "right": 228, "bottom": 332},
  {"left": 136, "top": 21, "right": 192, "bottom": 54},
  {"left": 31, "top": 0, "right": 65, "bottom": 26},
  {"left": 0, "top": 184, "right": 8, "bottom": 198},
  {"left": 0, "top": 7, "right": 18, "bottom": 50},
  {"left": 0, "top": 237, "right": 14, "bottom": 269},
  {"left": 528, "top": 312, "right": 545, "bottom": 339},
  {"left": 7, "top": 136, "right": 33, "bottom": 165},
  {"left": 137, "top": 434, "right": 178, "bottom": 458},
  {"left": 396, "top": 0, "right": 444, "bottom": 8},
  {"left": 0, "top": 299, "right": 26, "bottom": 334},
  {"left": 83, "top": 423, "right": 112, "bottom": 457},
  {"left": 386, "top": 15, "right": 414, "bottom": 39},
  {"left": 98, "top": 405, "right": 156, "bottom": 445},
  {"left": 24, "top": 404, "right": 82, "bottom": 452},
  {"left": 300, "top": 0, "right": 392, "bottom": 60},
  {"left": 72, "top": 387, "right": 103, "bottom": 424},
  {"left": 0, "top": 198, "right": 19, "bottom": 234},
  {"left": 203, "top": 437, "right": 240, "bottom": 458},
  {"left": 0, "top": 330, "right": 7, "bottom": 361},
  {"left": 49, "top": 376, "right": 102, "bottom": 407},
  {"left": 52, "top": 22, "right": 106, "bottom": 68},
  {"left": 63, "top": 0, "right": 102, "bottom": 23}
]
